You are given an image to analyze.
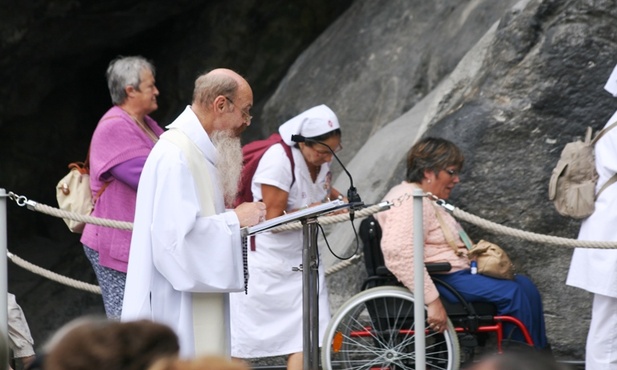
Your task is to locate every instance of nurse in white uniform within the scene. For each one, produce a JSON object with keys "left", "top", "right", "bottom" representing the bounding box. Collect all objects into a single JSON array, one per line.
[
  {"left": 567, "top": 64, "right": 617, "bottom": 370},
  {"left": 230, "top": 104, "right": 344, "bottom": 370}
]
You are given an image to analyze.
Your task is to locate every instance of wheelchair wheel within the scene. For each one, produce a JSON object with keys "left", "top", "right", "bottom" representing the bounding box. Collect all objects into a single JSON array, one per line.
[{"left": 322, "top": 286, "right": 460, "bottom": 370}]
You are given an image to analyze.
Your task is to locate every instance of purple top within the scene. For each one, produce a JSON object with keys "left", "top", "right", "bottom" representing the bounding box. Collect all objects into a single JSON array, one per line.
[
  {"left": 108, "top": 156, "right": 148, "bottom": 190},
  {"left": 80, "top": 106, "right": 164, "bottom": 273}
]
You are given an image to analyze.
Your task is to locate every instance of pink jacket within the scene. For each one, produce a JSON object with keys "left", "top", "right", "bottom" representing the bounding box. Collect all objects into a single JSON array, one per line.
[
  {"left": 375, "top": 182, "right": 470, "bottom": 303},
  {"left": 80, "top": 106, "right": 164, "bottom": 272}
]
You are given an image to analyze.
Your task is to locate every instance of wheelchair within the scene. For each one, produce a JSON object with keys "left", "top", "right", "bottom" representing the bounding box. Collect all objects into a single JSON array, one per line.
[{"left": 321, "top": 215, "right": 534, "bottom": 370}]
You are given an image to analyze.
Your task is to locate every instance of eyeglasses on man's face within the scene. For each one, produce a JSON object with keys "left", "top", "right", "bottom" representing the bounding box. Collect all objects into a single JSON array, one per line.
[{"left": 224, "top": 96, "right": 252, "bottom": 123}]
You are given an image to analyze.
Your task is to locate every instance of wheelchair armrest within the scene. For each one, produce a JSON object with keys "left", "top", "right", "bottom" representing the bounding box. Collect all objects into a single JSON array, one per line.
[
  {"left": 375, "top": 262, "right": 452, "bottom": 276},
  {"left": 375, "top": 266, "right": 394, "bottom": 277},
  {"left": 426, "top": 262, "right": 452, "bottom": 273}
]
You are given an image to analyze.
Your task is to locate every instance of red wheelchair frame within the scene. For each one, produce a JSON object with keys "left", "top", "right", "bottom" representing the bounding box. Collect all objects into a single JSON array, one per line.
[{"left": 358, "top": 215, "right": 534, "bottom": 364}]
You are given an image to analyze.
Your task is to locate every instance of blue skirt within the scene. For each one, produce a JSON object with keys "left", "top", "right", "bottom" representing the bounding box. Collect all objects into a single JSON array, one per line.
[{"left": 435, "top": 269, "right": 548, "bottom": 348}]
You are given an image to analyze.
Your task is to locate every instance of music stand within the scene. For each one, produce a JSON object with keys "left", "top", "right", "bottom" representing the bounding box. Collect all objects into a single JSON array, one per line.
[{"left": 243, "top": 199, "right": 349, "bottom": 370}]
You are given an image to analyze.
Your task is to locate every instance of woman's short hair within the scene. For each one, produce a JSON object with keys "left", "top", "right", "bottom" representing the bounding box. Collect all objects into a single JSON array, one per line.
[
  {"left": 106, "top": 56, "right": 156, "bottom": 105},
  {"left": 405, "top": 137, "right": 464, "bottom": 183},
  {"left": 44, "top": 317, "right": 179, "bottom": 370}
]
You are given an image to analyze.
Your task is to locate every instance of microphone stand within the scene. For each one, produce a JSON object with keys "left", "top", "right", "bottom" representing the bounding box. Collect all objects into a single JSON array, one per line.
[
  {"left": 291, "top": 135, "right": 364, "bottom": 218},
  {"left": 289, "top": 134, "right": 364, "bottom": 369}
]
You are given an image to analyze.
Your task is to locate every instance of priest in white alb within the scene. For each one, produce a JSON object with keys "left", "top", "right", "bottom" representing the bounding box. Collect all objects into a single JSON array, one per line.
[{"left": 121, "top": 68, "right": 266, "bottom": 358}]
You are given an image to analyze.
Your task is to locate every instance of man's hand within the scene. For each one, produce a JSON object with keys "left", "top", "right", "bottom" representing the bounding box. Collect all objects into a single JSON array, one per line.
[{"left": 234, "top": 201, "right": 267, "bottom": 227}]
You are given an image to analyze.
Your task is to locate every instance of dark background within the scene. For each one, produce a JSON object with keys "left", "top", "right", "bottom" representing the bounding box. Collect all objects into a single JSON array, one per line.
[{"left": 0, "top": 0, "right": 353, "bottom": 348}]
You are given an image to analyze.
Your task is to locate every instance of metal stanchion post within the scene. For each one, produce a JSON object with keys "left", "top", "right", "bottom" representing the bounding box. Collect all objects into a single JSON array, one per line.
[
  {"left": 245, "top": 200, "right": 345, "bottom": 370},
  {"left": 302, "top": 217, "right": 320, "bottom": 370},
  {"left": 0, "top": 189, "right": 8, "bottom": 362},
  {"left": 413, "top": 188, "right": 425, "bottom": 370}
]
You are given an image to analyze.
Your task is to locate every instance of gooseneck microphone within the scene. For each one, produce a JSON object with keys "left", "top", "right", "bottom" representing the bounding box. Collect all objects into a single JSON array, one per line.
[{"left": 291, "top": 134, "right": 363, "bottom": 218}]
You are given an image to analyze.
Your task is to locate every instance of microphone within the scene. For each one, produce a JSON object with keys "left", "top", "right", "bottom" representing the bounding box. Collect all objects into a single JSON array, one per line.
[{"left": 291, "top": 134, "right": 363, "bottom": 218}]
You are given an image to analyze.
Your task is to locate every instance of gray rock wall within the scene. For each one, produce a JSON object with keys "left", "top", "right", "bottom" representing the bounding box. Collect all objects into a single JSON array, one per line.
[
  {"left": 307, "top": 0, "right": 617, "bottom": 360},
  {"left": 261, "top": 0, "right": 524, "bottom": 165}
]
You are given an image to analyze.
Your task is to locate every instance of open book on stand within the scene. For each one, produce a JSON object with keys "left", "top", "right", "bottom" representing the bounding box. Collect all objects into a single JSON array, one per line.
[{"left": 242, "top": 199, "right": 349, "bottom": 236}]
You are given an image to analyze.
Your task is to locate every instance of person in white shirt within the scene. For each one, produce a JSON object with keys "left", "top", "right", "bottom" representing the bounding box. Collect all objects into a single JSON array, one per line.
[
  {"left": 567, "top": 63, "right": 617, "bottom": 370},
  {"left": 122, "top": 68, "right": 266, "bottom": 358}
]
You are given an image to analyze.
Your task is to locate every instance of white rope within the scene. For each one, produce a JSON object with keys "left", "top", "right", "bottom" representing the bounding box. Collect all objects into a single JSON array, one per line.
[
  {"left": 8, "top": 191, "right": 617, "bottom": 290},
  {"left": 10, "top": 194, "right": 387, "bottom": 286},
  {"left": 451, "top": 206, "right": 617, "bottom": 249},
  {"left": 7, "top": 251, "right": 101, "bottom": 294},
  {"left": 268, "top": 203, "right": 386, "bottom": 232},
  {"left": 34, "top": 203, "right": 133, "bottom": 230},
  {"left": 259, "top": 204, "right": 388, "bottom": 276},
  {"left": 325, "top": 254, "right": 363, "bottom": 276}
]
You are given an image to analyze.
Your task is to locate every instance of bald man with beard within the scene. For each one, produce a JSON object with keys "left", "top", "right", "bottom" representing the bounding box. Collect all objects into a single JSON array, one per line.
[{"left": 122, "top": 68, "right": 267, "bottom": 358}]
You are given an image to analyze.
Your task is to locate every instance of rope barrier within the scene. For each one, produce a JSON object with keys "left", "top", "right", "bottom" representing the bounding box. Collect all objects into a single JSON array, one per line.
[
  {"left": 33, "top": 203, "right": 133, "bottom": 230},
  {"left": 7, "top": 193, "right": 386, "bottom": 289},
  {"left": 7, "top": 251, "right": 101, "bottom": 294},
  {"left": 6, "top": 190, "right": 617, "bottom": 293},
  {"left": 452, "top": 207, "right": 617, "bottom": 249},
  {"left": 268, "top": 203, "right": 387, "bottom": 232},
  {"left": 261, "top": 203, "right": 391, "bottom": 276},
  {"left": 325, "top": 254, "right": 363, "bottom": 275}
]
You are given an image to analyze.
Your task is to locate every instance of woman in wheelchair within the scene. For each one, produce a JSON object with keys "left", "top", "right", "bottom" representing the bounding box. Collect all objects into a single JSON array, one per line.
[{"left": 375, "top": 137, "right": 549, "bottom": 350}]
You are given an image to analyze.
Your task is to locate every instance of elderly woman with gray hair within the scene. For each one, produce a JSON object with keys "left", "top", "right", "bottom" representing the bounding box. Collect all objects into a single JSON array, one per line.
[{"left": 80, "top": 56, "right": 164, "bottom": 319}]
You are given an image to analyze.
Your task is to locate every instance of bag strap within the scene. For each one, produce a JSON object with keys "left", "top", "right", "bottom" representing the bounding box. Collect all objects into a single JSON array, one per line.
[
  {"left": 279, "top": 139, "right": 296, "bottom": 186},
  {"left": 597, "top": 173, "right": 617, "bottom": 199},
  {"left": 591, "top": 120, "right": 617, "bottom": 145},
  {"left": 432, "top": 202, "right": 463, "bottom": 256},
  {"left": 93, "top": 182, "right": 109, "bottom": 204},
  {"left": 84, "top": 149, "right": 90, "bottom": 170},
  {"left": 591, "top": 121, "right": 617, "bottom": 199}
]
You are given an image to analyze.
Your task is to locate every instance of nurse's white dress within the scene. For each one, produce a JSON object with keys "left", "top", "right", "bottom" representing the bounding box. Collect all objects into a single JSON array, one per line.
[{"left": 230, "top": 143, "right": 332, "bottom": 358}]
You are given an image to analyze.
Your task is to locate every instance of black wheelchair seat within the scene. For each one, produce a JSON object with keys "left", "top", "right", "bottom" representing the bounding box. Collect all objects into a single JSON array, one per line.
[{"left": 359, "top": 215, "right": 498, "bottom": 319}]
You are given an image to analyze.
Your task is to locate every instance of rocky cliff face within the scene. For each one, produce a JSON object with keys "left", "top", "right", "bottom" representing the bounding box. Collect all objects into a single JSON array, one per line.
[
  {"left": 2, "top": 0, "right": 615, "bottom": 364},
  {"left": 316, "top": 0, "right": 617, "bottom": 360}
]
